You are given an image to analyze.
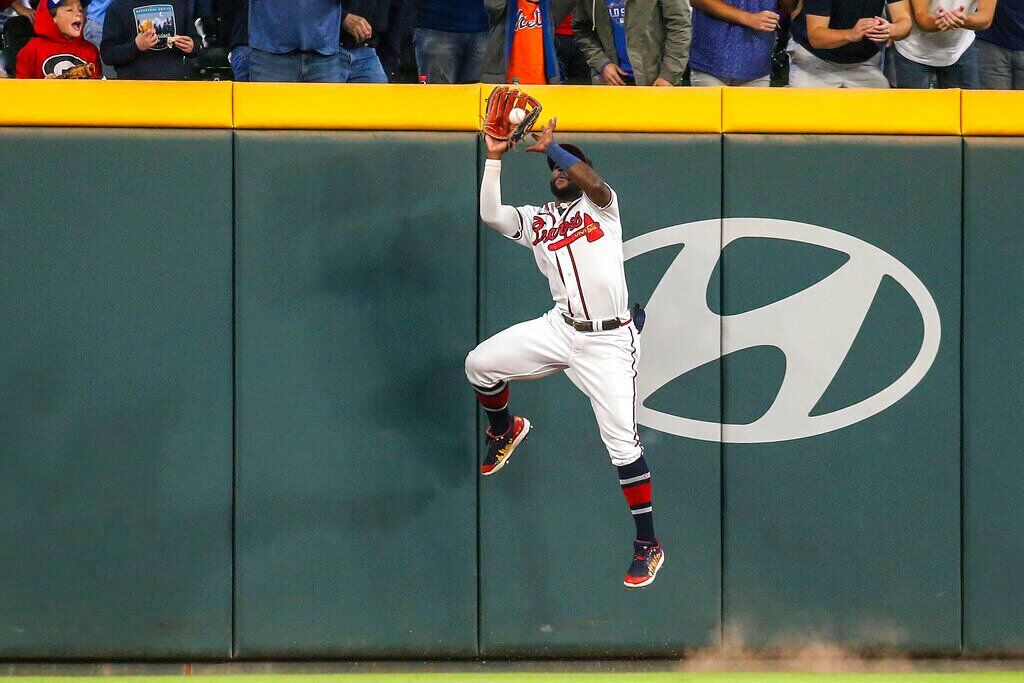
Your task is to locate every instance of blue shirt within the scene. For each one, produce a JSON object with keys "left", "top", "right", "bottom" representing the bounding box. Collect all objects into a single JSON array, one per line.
[
  {"left": 86, "top": 0, "right": 118, "bottom": 23},
  {"left": 249, "top": 0, "right": 344, "bottom": 55},
  {"left": 978, "top": 0, "right": 1024, "bottom": 51},
  {"left": 690, "top": 0, "right": 776, "bottom": 80},
  {"left": 415, "top": 0, "right": 488, "bottom": 33},
  {"left": 606, "top": 0, "right": 633, "bottom": 76}
]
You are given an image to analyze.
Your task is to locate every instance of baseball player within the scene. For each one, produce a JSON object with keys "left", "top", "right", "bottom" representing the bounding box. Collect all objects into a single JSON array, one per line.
[{"left": 466, "top": 116, "right": 665, "bottom": 589}]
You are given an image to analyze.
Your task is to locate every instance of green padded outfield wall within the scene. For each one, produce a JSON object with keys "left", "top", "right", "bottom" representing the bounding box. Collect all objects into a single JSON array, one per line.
[
  {"left": 720, "top": 136, "right": 962, "bottom": 649},
  {"left": 477, "top": 135, "right": 722, "bottom": 656},
  {"left": 963, "top": 138, "right": 1024, "bottom": 651},
  {"left": 233, "top": 132, "right": 478, "bottom": 657},
  {"left": 0, "top": 129, "right": 233, "bottom": 657}
]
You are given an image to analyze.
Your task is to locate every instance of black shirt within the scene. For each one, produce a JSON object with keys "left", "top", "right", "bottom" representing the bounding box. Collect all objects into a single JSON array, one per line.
[{"left": 791, "top": 0, "right": 899, "bottom": 64}]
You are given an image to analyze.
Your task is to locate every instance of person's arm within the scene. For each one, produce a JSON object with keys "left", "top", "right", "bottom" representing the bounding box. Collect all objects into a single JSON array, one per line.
[
  {"left": 480, "top": 134, "right": 523, "bottom": 238},
  {"left": 864, "top": 0, "right": 912, "bottom": 41},
  {"left": 691, "top": 0, "right": 780, "bottom": 32},
  {"left": 526, "top": 118, "right": 612, "bottom": 209},
  {"left": 907, "top": 0, "right": 944, "bottom": 31},
  {"left": 806, "top": 13, "right": 875, "bottom": 47},
  {"left": 654, "top": 0, "right": 691, "bottom": 86},
  {"left": 962, "top": 0, "right": 996, "bottom": 30},
  {"left": 572, "top": 0, "right": 617, "bottom": 78},
  {"left": 101, "top": 6, "right": 152, "bottom": 65},
  {"left": 11, "top": 1, "right": 32, "bottom": 19}
]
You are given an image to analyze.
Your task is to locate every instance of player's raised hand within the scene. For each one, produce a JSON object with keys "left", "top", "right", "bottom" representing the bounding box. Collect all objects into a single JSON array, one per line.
[
  {"left": 524, "top": 118, "right": 557, "bottom": 154},
  {"left": 484, "top": 133, "right": 511, "bottom": 158}
]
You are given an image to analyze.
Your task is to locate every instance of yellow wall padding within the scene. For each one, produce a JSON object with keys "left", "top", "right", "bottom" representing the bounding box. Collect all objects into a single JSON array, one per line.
[
  {"left": 961, "top": 90, "right": 1024, "bottom": 136},
  {"left": 233, "top": 82, "right": 481, "bottom": 130},
  {"left": 480, "top": 84, "right": 722, "bottom": 133},
  {"left": 0, "top": 80, "right": 232, "bottom": 128},
  {"left": 723, "top": 87, "right": 962, "bottom": 135}
]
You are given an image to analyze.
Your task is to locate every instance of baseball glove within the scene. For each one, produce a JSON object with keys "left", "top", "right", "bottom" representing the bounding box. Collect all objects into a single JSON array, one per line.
[
  {"left": 482, "top": 85, "right": 542, "bottom": 146},
  {"left": 59, "top": 63, "right": 96, "bottom": 79}
]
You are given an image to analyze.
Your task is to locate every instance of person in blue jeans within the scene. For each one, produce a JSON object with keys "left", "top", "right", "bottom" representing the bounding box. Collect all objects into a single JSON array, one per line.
[
  {"left": 976, "top": 0, "right": 1024, "bottom": 88},
  {"left": 83, "top": 0, "right": 116, "bottom": 77},
  {"left": 339, "top": 0, "right": 397, "bottom": 82},
  {"left": 413, "top": 0, "right": 488, "bottom": 82},
  {"left": 248, "top": 0, "right": 347, "bottom": 82},
  {"left": 894, "top": 0, "right": 995, "bottom": 88}
]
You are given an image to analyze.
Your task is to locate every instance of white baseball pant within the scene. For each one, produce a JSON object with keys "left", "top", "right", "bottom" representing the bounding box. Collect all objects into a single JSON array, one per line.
[{"left": 465, "top": 308, "right": 644, "bottom": 467}]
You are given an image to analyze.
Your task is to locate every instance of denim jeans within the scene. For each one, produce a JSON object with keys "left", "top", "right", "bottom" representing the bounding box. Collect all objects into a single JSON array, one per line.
[
  {"left": 413, "top": 27, "right": 487, "bottom": 83},
  {"left": 230, "top": 45, "right": 252, "bottom": 82},
  {"left": 555, "top": 33, "right": 589, "bottom": 84},
  {"left": 341, "top": 45, "right": 388, "bottom": 83},
  {"left": 894, "top": 42, "right": 979, "bottom": 88},
  {"left": 83, "top": 16, "right": 116, "bottom": 78},
  {"left": 249, "top": 48, "right": 346, "bottom": 83},
  {"left": 977, "top": 38, "right": 1024, "bottom": 89}
]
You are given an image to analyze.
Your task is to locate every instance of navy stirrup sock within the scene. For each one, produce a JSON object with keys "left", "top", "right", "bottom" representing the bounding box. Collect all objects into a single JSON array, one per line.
[
  {"left": 474, "top": 382, "right": 512, "bottom": 436},
  {"left": 617, "top": 456, "right": 656, "bottom": 543}
]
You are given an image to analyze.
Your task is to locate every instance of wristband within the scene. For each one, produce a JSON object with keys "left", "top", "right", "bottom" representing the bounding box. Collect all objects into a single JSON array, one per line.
[{"left": 546, "top": 143, "right": 582, "bottom": 172}]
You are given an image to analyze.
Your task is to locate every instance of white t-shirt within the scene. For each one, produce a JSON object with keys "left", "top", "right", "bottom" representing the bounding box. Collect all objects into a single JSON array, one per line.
[{"left": 895, "top": 0, "right": 979, "bottom": 67}]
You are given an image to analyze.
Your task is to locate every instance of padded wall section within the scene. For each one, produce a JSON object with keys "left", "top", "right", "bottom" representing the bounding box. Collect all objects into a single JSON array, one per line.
[
  {"left": 963, "top": 138, "right": 1024, "bottom": 651},
  {"left": 721, "top": 135, "right": 962, "bottom": 649},
  {"left": 233, "top": 132, "right": 478, "bottom": 657},
  {"left": 478, "top": 135, "right": 722, "bottom": 655},
  {"left": 0, "top": 128, "right": 233, "bottom": 657}
]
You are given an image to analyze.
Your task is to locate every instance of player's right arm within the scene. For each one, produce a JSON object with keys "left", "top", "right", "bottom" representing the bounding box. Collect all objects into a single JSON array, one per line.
[{"left": 480, "top": 134, "right": 525, "bottom": 240}]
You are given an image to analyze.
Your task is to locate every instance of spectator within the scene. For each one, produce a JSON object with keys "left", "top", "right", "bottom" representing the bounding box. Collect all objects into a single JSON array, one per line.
[
  {"left": 16, "top": 0, "right": 101, "bottom": 78},
  {"left": 894, "top": 0, "right": 994, "bottom": 88},
  {"left": 788, "top": 0, "right": 911, "bottom": 87},
  {"left": 248, "top": 0, "right": 346, "bottom": 82},
  {"left": 101, "top": 0, "right": 200, "bottom": 79},
  {"left": 690, "top": 0, "right": 795, "bottom": 86},
  {"left": 481, "top": 0, "right": 573, "bottom": 84},
  {"left": 340, "top": 0, "right": 397, "bottom": 82},
  {"left": 228, "top": 0, "right": 249, "bottom": 81},
  {"left": 554, "top": 10, "right": 589, "bottom": 82},
  {"left": 977, "top": 0, "right": 1024, "bottom": 88},
  {"left": 82, "top": 0, "right": 115, "bottom": 76},
  {"left": 413, "top": 0, "right": 488, "bottom": 83},
  {"left": 573, "top": 0, "right": 691, "bottom": 86},
  {"left": 1, "top": 0, "right": 33, "bottom": 76}
]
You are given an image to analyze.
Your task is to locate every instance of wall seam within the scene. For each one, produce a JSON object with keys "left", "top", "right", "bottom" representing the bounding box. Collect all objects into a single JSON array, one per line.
[
  {"left": 718, "top": 132, "right": 726, "bottom": 650},
  {"left": 959, "top": 136, "right": 966, "bottom": 653},
  {"left": 475, "top": 137, "right": 483, "bottom": 658},
  {"left": 230, "top": 130, "right": 238, "bottom": 659}
]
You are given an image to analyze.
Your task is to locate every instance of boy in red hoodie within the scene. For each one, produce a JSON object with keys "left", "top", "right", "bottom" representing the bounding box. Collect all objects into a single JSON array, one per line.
[{"left": 16, "top": 0, "right": 101, "bottom": 78}]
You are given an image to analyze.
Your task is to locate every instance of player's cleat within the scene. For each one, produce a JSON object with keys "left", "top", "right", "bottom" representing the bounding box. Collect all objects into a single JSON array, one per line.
[
  {"left": 480, "top": 416, "right": 531, "bottom": 476},
  {"left": 623, "top": 540, "right": 665, "bottom": 589}
]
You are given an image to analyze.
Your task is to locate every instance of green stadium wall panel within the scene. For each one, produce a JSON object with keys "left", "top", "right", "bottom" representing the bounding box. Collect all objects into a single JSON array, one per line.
[
  {"left": 477, "top": 134, "right": 723, "bottom": 656},
  {"left": 0, "top": 128, "right": 233, "bottom": 657},
  {"left": 963, "top": 137, "right": 1024, "bottom": 651},
  {"left": 233, "top": 131, "right": 478, "bottom": 657},
  {"left": 720, "top": 135, "right": 962, "bottom": 650}
]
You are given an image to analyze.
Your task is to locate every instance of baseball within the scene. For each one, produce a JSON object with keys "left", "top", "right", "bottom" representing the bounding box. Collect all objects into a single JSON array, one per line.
[{"left": 509, "top": 107, "right": 527, "bottom": 125}]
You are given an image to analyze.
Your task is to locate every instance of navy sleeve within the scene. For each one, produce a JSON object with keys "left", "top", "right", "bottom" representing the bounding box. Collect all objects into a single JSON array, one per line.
[{"left": 100, "top": 2, "right": 141, "bottom": 66}]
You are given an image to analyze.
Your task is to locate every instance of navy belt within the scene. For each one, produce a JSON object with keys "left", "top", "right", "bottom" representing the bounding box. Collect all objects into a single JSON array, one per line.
[{"left": 561, "top": 313, "right": 631, "bottom": 332}]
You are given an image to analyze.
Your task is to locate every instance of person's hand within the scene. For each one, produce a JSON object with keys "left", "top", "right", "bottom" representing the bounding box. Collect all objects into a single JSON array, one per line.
[
  {"left": 936, "top": 6, "right": 966, "bottom": 30},
  {"left": 845, "top": 17, "right": 876, "bottom": 42},
  {"left": 602, "top": 62, "right": 629, "bottom": 85},
  {"left": 135, "top": 28, "right": 158, "bottom": 51},
  {"left": 745, "top": 9, "right": 780, "bottom": 32},
  {"left": 652, "top": 76, "right": 674, "bottom": 87},
  {"left": 172, "top": 35, "right": 195, "bottom": 53},
  {"left": 484, "top": 133, "right": 510, "bottom": 158},
  {"left": 524, "top": 117, "right": 557, "bottom": 154},
  {"left": 865, "top": 16, "right": 892, "bottom": 42},
  {"left": 343, "top": 13, "right": 373, "bottom": 43}
]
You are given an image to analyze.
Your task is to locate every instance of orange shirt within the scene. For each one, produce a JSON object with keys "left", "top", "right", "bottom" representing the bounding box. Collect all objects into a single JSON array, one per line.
[{"left": 508, "top": 0, "right": 546, "bottom": 85}]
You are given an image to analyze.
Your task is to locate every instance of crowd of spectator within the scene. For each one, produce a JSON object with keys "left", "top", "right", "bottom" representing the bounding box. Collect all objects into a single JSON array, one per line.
[{"left": 1, "top": 0, "right": 1022, "bottom": 88}]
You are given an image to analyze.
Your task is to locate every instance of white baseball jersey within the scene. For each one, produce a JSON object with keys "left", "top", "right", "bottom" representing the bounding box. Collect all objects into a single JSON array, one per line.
[
  {"left": 480, "top": 159, "right": 630, "bottom": 322},
  {"left": 467, "top": 158, "right": 643, "bottom": 467}
]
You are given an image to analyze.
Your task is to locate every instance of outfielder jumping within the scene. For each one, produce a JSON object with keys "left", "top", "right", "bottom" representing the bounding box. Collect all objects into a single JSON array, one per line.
[{"left": 465, "top": 87, "right": 665, "bottom": 589}]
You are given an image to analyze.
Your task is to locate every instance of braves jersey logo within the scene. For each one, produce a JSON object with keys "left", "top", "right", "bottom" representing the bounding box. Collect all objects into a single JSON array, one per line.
[{"left": 533, "top": 212, "right": 605, "bottom": 251}]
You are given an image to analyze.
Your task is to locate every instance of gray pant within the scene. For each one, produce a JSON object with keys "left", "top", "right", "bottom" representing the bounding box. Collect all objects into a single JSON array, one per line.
[
  {"left": 690, "top": 69, "right": 770, "bottom": 87},
  {"left": 788, "top": 41, "right": 890, "bottom": 88},
  {"left": 977, "top": 38, "right": 1024, "bottom": 89},
  {"left": 83, "top": 16, "right": 116, "bottom": 79}
]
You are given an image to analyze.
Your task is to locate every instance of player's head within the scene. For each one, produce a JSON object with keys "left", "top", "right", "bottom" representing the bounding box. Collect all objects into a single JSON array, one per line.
[{"left": 548, "top": 143, "right": 591, "bottom": 202}]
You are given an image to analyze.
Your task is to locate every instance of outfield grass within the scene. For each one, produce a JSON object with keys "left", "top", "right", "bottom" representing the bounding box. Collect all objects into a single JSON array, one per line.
[{"left": 7, "top": 674, "right": 1024, "bottom": 683}]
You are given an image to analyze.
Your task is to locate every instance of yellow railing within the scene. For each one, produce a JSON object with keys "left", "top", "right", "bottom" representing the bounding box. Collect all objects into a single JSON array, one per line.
[{"left": 1, "top": 80, "right": 1021, "bottom": 135}]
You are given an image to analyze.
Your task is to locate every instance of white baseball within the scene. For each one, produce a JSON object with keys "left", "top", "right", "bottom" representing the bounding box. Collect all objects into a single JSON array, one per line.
[{"left": 509, "top": 107, "right": 527, "bottom": 125}]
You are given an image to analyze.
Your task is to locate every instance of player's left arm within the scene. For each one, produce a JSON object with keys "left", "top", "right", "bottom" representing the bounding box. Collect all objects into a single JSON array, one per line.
[{"left": 525, "top": 118, "right": 613, "bottom": 209}]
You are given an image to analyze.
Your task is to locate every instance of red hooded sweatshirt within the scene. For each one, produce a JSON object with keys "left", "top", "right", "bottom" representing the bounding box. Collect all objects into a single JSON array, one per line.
[{"left": 15, "top": 1, "right": 100, "bottom": 79}]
